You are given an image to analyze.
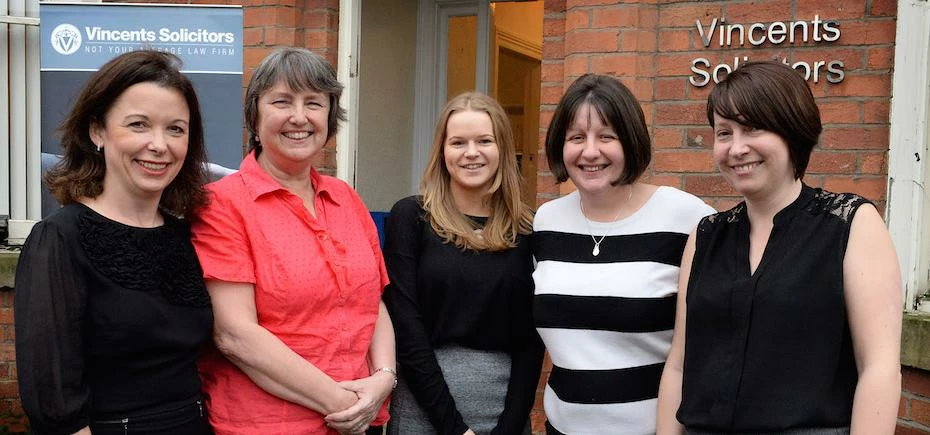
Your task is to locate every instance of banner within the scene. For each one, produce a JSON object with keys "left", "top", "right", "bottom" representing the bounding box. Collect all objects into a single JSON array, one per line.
[{"left": 39, "top": 3, "right": 243, "bottom": 215}]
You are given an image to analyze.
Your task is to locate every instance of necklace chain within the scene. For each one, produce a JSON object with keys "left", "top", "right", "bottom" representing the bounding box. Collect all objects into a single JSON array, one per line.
[{"left": 579, "top": 184, "right": 634, "bottom": 257}]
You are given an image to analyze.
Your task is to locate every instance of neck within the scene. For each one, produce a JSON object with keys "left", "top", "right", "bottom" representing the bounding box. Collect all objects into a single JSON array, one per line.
[
  {"left": 257, "top": 151, "right": 315, "bottom": 196},
  {"left": 579, "top": 182, "right": 635, "bottom": 222},
  {"left": 744, "top": 179, "right": 803, "bottom": 225},
  {"left": 82, "top": 191, "right": 163, "bottom": 227},
  {"left": 450, "top": 183, "right": 491, "bottom": 217}
]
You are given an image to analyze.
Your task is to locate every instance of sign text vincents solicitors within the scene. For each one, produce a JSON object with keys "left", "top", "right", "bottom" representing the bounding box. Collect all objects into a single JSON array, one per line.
[{"left": 689, "top": 15, "right": 845, "bottom": 87}]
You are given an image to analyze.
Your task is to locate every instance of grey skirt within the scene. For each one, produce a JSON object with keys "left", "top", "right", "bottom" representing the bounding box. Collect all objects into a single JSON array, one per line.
[
  {"left": 686, "top": 427, "right": 850, "bottom": 435},
  {"left": 387, "top": 345, "right": 530, "bottom": 435}
]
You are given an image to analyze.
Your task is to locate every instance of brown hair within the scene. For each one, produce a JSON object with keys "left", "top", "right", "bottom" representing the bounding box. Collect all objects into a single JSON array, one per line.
[
  {"left": 45, "top": 50, "right": 207, "bottom": 215},
  {"left": 243, "top": 47, "right": 346, "bottom": 153},
  {"left": 545, "top": 74, "right": 652, "bottom": 185},
  {"left": 420, "top": 92, "right": 533, "bottom": 251},
  {"left": 707, "top": 61, "right": 822, "bottom": 179}
]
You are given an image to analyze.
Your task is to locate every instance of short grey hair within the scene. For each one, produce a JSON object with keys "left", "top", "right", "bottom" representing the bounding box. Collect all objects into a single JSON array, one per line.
[{"left": 244, "top": 47, "right": 347, "bottom": 152}]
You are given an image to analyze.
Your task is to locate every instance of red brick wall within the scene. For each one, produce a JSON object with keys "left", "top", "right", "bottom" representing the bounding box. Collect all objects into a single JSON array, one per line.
[
  {"left": 899, "top": 367, "right": 930, "bottom": 434},
  {"left": 0, "top": 290, "right": 25, "bottom": 434},
  {"left": 539, "top": 0, "right": 894, "bottom": 209}
]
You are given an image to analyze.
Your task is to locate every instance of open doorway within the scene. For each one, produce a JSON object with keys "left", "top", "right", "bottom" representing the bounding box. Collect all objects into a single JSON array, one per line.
[{"left": 354, "top": 0, "right": 543, "bottom": 212}]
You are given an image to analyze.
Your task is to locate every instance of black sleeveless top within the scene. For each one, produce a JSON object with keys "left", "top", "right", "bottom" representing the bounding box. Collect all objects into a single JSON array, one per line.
[{"left": 678, "top": 184, "right": 868, "bottom": 431}]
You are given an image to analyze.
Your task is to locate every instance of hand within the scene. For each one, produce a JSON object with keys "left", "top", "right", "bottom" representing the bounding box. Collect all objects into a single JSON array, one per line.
[
  {"left": 324, "top": 372, "right": 395, "bottom": 434},
  {"left": 464, "top": 430, "right": 476, "bottom": 435}
]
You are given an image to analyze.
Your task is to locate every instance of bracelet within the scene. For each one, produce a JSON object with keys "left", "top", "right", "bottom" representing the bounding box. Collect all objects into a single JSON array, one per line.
[{"left": 372, "top": 367, "right": 398, "bottom": 389}]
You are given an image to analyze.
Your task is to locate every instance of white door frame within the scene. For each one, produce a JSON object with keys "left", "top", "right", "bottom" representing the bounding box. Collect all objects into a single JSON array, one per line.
[
  {"left": 336, "top": 0, "right": 361, "bottom": 185},
  {"left": 886, "top": 0, "right": 930, "bottom": 310}
]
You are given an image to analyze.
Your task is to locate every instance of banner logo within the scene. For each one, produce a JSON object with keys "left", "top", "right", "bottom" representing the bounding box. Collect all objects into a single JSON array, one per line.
[{"left": 50, "top": 24, "right": 82, "bottom": 55}]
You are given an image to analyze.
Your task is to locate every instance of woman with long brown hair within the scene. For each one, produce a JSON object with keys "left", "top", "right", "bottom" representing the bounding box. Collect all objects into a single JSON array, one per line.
[
  {"left": 15, "top": 50, "right": 212, "bottom": 435},
  {"left": 383, "top": 92, "right": 543, "bottom": 435}
]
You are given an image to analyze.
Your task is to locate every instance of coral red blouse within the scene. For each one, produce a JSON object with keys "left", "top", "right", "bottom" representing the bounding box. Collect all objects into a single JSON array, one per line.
[{"left": 191, "top": 152, "right": 389, "bottom": 434}]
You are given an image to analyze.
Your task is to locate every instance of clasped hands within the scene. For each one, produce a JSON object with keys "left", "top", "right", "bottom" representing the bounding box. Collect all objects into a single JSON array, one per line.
[{"left": 324, "top": 370, "right": 395, "bottom": 434}]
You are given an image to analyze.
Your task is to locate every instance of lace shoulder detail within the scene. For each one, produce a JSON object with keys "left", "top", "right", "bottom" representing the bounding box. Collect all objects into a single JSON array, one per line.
[
  {"left": 805, "top": 188, "right": 868, "bottom": 223},
  {"left": 701, "top": 202, "right": 745, "bottom": 232},
  {"left": 78, "top": 212, "right": 211, "bottom": 307}
]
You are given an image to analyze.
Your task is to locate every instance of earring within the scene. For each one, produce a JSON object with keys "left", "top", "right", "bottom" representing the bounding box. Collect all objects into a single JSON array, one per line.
[{"left": 96, "top": 145, "right": 102, "bottom": 152}]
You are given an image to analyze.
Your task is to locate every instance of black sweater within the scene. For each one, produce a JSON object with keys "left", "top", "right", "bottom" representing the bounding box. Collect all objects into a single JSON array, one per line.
[{"left": 382, "top": 196, "right": 543, "bottom": 435}]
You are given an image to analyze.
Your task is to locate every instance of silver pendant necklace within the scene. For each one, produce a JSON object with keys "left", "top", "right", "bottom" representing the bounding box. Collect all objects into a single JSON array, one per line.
[{"left": 579, "top": 184, "right": 634, "bottom": 257}]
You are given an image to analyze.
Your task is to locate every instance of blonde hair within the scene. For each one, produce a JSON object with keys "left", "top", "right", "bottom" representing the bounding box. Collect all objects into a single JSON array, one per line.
[{"left": 420, "top": 92, "right": 533, "bottom": 251}]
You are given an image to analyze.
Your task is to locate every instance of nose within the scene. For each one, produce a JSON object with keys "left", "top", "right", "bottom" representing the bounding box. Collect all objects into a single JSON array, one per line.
[
  {"left": 148, "top": 130, "right": 168, "bottom": 154},
  {"left": 464, "top": 141, "right": 480, "bottom": 158},
  {"left": 579, "top": 135, "right": 599, "bottom": 159},
  {"left": 728, "top": 132, "right": 750, "bottom": 157},
  {"left": 289, "top": 104, "right": 310, "bottom": 125}
]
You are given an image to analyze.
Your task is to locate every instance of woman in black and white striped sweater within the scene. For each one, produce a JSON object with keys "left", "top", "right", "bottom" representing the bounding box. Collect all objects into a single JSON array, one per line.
[{"left": 533, "top": 74, "right": 714, "bottom": 435}]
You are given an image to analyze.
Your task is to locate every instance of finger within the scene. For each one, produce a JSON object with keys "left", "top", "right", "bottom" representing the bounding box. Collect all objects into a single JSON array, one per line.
[
  {"left": 337, "top": 379, "right": 363, "bottom": 391},
  {"left": 325, "top": 399, "right": 368, "bottom": 422}
]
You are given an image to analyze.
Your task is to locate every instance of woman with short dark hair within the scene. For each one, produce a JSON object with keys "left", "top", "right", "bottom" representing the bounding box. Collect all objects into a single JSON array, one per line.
[
  {"left": 191, "top": 47, "right": 395, "bottom": 435},
  {"left": 534, "top": 74, "right": 714, "bottom": 434},
  {"left": 15, "top": 49, "right": 213, "bottom": 435},
  {"left": 657, "top": 61, "right": 902, "bottom": 434}
]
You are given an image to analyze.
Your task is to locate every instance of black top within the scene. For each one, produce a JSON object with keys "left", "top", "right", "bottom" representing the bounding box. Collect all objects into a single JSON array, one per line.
[
  {"left": 678, "top": 184, "right": 868, "bottom": 431},
  {"left": 14, "top": 203, "right": 213, "bottom": 435},
  {"left": 382, "top": 196, "right": 544, "bottom": 435}
]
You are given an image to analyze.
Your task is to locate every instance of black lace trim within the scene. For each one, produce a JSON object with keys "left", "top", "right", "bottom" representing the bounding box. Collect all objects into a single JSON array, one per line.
[
  {"left": 78, "top": 212, "right": 211, "bottom": 307},
  {"left": 805, "top": 188, "right": 865, "bottom": 223},
  {"left": 702, "top": 185, "right": 865, "bottom": 229}
]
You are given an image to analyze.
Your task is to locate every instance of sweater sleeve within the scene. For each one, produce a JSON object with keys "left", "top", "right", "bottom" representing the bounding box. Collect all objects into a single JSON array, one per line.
[
  {"left": 382, "top": 197, "right": 469, "bottom": 435},
  {"left": 14, "top": 220, "right": 93, "bottom": 435},
  {"left": 493, "top": 234, "right": 545, "bottom": 435}
]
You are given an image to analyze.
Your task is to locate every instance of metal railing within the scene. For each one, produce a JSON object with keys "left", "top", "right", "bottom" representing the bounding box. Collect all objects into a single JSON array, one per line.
[{"left": 1, "top": 0, "right": 41, "bottom": 245}]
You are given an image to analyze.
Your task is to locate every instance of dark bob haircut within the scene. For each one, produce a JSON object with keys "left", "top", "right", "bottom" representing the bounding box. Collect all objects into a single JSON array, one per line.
[
  {"left": 707, "top": 61, "right": 822, "bottom": 179},
  {"left": 45, "top": 49, "right": 207, "bottom": 216},
  {"left": 244, "top": 47, "right": 347, "bottom": 153},
  {"left": 545, "top": 73, "right": 651, "bottom": 185}
]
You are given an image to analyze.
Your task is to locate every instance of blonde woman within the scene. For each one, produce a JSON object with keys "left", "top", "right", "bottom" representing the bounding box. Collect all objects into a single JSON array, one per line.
[{"left": 383, "top": 92, "right": 544, "bottom": 435}]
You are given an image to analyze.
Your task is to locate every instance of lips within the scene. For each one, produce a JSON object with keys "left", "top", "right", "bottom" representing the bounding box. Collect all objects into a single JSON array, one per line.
[
  {"left": 282, "top": 131, "right": 312, "bottom": 140},
  {"left": 579, "top": 164, "right": 609, "bottom": 172},
  {"left": 731, "top": 161, "right": 762, "bottom": 174},
  {"left": 136, "top": 160, "right": 169, "bottom": 171},
  {"left": 461, "top": 163, "right": 485, "bottom": 170}
]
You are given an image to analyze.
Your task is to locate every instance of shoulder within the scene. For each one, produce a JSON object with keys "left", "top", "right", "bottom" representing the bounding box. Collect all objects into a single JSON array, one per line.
[
  {"left": 534, "top": 192, "right": 577, "bottom": 229},
  {"left": 38, "top": 203, "right": 84, "bottom": 228},
  {"left": 697, "top": 202, "right": 744, "bottom": 234},
  {"left": 200, "top": 173, "right": 250, "bottom": 213},
  {"left": 652, "top": 186, "right": 717, "bottom": 216},
  {"left": 205, "top": 171, "right": 246, "bottom": 196},
  {"left": 317, "top": 173, "right": 367, "bottom": 208},
  {"left": 804, "top": 186, "right": 870, "bottom": 224},
  {"left": 22, "top": 207, "right": 76, "bottom": 249},
  {"left": 389, "top": 195, "right": 423, "bottom": 216}
]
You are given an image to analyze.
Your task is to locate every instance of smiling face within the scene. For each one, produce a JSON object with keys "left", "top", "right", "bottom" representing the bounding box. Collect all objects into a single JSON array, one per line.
[
  {"left": 712, "top": 112, "right": 796, "bottom": 200},
  {"left": 562, "top": 102, "right": 625, "bottom": 196},
  {"left": 443, "top": 109, "right": 500, "bottom": 197},
  {"left": 255, "top": 81, "right": 329, "bottom": 166},
  {"left": 89, "top": 82, "right": 190, "bottom": 203}
]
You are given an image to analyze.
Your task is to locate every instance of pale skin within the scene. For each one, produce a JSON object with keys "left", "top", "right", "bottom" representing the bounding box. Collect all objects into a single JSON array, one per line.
[
  {"left": 656, "top": 180, "right": 902, "bottom": 434},
  {"left": 207, "top": 84, "right": 396, "bottom": 435}
]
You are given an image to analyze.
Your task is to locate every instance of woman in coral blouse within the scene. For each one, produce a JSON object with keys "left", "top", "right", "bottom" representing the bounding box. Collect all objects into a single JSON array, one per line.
[{"left": 191, "top": 47, "right": 396, "bottom": 435}]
